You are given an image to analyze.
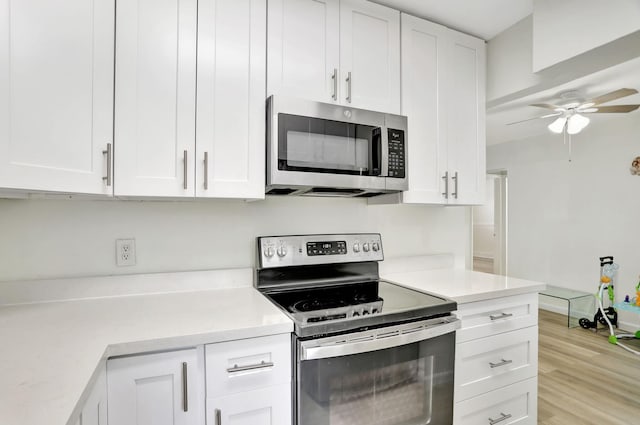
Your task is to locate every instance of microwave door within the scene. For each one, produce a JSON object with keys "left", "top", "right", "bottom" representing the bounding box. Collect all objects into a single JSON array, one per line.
[{"left": 270, "top": 113, "right": 387, "bottom": 191}]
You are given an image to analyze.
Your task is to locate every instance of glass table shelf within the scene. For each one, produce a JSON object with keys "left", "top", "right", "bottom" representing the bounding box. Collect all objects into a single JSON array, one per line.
[{"left": 539, "top": 285, "right": 595, "bottom": 328}]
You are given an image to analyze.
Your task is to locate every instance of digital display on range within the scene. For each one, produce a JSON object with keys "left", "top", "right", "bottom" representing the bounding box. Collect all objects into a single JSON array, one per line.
[{"left": 307, "top": 241, "right": 347, "bottom": 256}]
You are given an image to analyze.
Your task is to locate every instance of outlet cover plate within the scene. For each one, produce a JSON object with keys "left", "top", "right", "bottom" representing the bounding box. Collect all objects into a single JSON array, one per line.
[{"left": 116, "top": 238, "right": 136, "bottom": 267}]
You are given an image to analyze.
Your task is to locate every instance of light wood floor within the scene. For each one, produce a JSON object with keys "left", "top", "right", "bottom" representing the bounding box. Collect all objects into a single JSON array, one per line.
[{"left": 538, "top": 309, "right": 640, "bottom": 424}]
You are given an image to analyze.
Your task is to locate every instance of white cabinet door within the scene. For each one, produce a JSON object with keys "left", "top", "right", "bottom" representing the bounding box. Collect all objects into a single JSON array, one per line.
[
  {"left": 446, "top": 30, "right": 485, "bottom": 205},
  {"left": 340, "top": 0, "right": 400, "bottom": 114},
  {"left": 114, "top": 0, "right": 197, "bottom": 197},
  {"left": 267, "top": 0, "right": 340, "bottom": 104},
  {"left": 196, "top": 0, "right": 266, "bottom": 199},
  {"left": 107, "top": 349, "right": 204, "bottom": 425},
  {"left": 207, "top": 384, "right": 291, "bottom": 425},
  {"left": 399, "top": 14, "right": 448, "bottom": 204},
  {"left": 0, "top": 0, "right": 114, "bottom": 195},
  {"left": 78, "top": 365, "right": 108, "bottom": 425}
]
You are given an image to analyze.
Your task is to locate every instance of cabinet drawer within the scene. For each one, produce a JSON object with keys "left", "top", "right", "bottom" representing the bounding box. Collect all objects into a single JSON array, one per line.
[
  {"left": 456, "top": 293, "right": 538, "bottom": 342},
  {"left": 207, "top": 383, "right": 292, "bottom": 425},
  {"left": 206, "top": 333, "right": 291, "bottom": 398},
  {"left": 454, "top": 377, "right": 537, "bottom": 425},
  {"left": 455, "top": 326, "right": 538, "bottom": 401}
]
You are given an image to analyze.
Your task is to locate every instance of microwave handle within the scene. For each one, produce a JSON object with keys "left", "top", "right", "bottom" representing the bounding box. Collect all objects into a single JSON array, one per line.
[{"left": 380, "top": 127, "right": 389, "bottom": 177}]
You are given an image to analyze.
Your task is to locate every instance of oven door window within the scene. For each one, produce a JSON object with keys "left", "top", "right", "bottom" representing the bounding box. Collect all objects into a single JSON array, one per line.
[
  {"left": 278, "top": 114, "right": 381, "bottom": 176},
  {"left": 297, "top": 332, "right": 454, "bottom": 425}
]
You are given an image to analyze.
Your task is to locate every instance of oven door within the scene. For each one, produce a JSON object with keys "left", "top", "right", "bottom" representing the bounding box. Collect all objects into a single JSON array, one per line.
[{"left": 295, "top": 317, "right": 458, "bottom": 425}]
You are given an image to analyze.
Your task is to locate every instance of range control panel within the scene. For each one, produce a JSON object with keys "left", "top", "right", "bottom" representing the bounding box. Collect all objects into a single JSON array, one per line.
[{"left": 258, "top": 233, "right": 383, "bottom": 268}]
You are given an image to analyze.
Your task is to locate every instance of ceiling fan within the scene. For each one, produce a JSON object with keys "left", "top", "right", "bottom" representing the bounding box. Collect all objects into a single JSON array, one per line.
[{"left": 509, "top": 88, "right": 640, "bottom": 135}]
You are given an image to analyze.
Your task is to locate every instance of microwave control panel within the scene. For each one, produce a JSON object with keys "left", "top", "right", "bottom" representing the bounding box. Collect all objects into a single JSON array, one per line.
[{"left": 387, "top": 129, "right": 405, "bottom": 178}]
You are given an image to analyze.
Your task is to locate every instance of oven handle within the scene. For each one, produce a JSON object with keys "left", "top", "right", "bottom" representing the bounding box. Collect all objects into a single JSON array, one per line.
[{"left": 300, "top": 318, "right": 460, "bottom": 361}]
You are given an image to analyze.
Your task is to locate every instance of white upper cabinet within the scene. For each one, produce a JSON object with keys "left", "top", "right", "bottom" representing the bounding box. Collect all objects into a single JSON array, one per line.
[
  {"left": 0, "top": 0, "right": 114, "bottom": 195},
  {"left": 394, "top": 13, "right": 485, "bottom": 205},
  {"left": 115, "top": 0, "right": 264, "bottom": 199},
  {"left": 114, "top": 0, "right": 197, "bottom": 197},
  {"left": 267, "top": 0, "right": 340, "bottom": 104},
  {"left": 196, "top": 0, "right": 266, "bottom": 199},
  {"left": 339, "top": 0, "right": 400, "bottom": 114},
  {"left": 267, "top": 0, "right": 400, "bottom": 114},
  {"left": 446, "top": 30, "right": 486, "bottom": 205},
  {"left": 399, "top": 15, "right": 448, "bottom": 204}
]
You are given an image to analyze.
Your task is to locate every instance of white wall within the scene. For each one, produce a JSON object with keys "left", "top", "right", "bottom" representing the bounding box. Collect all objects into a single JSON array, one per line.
[
  {"left": 532, "top": 0, "right": 640, "bottom": 72},
  {"left": 487, "top": 114, "right": 640, "bottom": 326},
  {"left": 0, "top": 196, "right": 470, "bottom": 281}
]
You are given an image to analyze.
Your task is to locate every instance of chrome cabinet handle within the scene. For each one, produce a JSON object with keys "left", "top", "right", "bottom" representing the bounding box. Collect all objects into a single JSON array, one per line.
[
  {"left": 102, "top": 143, "right": 112, "bottom": 187},
  {"left": 346, "top": 71, "right": 352, "bottom": 103},
  {"left": 204, "top": 152, "right": 209, "bottom": 190},
  {"left": 451, "top": 171, "right": 458, "bottom": 199},
  {"left": 488, "top": 412, "right": 512, "bottom": 425},
  {"left": 331, "top": 68, "right": 338, "bottom": 101},
  {"left": 489, "top": 312, "right": 513, "bottom": 321},
  {"left": 226, "top": 360, "right": 274, "bottom": 373},
  {"left": 441, "top": 171, "right": 449, "bottom": 199},
  {"left": 182, "top": 362, "right": 188, "bottom": 412},
  {"left": 183, "top": 150, "right": 188, "bottom": 190},
  {"left": 215, "top": 409, "right": 222, "bottom": 425},
  {"left": 489, "top": 358, "right": 513, "bottom": 368}
]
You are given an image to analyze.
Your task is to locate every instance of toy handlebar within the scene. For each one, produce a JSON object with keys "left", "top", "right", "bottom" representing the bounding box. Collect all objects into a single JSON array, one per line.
[{"left": 600, "top": 256, "right": 614, "bottom": 267}]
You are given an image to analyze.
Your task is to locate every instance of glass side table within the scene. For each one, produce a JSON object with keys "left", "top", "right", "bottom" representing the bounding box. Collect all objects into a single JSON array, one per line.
[{"left": 539, "top": 285, "right": 595, "bottom": 328}]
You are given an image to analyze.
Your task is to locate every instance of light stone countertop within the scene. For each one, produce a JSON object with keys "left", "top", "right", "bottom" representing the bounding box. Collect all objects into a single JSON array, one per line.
[
  {"left": 382, "top": 268, "right": 547, "bottom": 304},
  {"left": 0, "top": 272, "right": 292, "bottom": 425}
]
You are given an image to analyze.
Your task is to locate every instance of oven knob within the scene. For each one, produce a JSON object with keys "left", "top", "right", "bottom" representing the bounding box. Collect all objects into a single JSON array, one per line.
[
  {"left": 362, "top": 310, "right": 369, "bottom": 315},
  {"left": 264, "top": 247, "right": 275, "bottom": 258},
  {"left": 353, "top": 311, "right": 360, "bottom": 316},
  {"left": 353, "top": 243, "right": 360, "bottom": 253},
  {"left": 363, "top": 243, "right": 370, "bottom": 252},
  {"left": 277, "top": 246, "right": 288, "bottom": 257},
  {"left": 372, "top": 242, "right": 380, "bottom": 252}
]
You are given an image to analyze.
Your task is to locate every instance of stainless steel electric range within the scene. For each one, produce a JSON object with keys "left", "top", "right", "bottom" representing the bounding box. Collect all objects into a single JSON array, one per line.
[{"left": 256, "top": 233, "right": 460, "bottom": 425}]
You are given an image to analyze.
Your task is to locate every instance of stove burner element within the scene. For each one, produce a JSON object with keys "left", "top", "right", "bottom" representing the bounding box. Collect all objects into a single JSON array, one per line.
[{"left": 292, "top": 298, "right": 348, "bottom": 313}]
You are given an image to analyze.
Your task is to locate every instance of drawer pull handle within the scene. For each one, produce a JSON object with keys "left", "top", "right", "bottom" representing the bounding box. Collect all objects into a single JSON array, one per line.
[
  {"left": 226, "top": 360, "right": 274, "bottom": 373},
  {"left": 488, "top": 412, "right": 512, "bottom": 425},
  {"left": 489, "top": 312, "right": 513, "bottom": 321},
  {"left": 489, "top": 358, "right": 513, "bottom": 368},
  {"left": 215, "top": 408, "right": 222, "bottom": 425}
]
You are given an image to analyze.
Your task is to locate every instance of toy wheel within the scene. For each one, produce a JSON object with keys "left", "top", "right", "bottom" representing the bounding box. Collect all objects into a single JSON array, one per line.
[{"left": 579, "top": 318, "right": 592, "bottom": 329}]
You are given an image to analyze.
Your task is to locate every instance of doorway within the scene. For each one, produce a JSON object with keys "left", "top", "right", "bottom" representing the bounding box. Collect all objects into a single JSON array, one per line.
[{"left": 472, "top": 171, "right": 507, "bottom": 275}]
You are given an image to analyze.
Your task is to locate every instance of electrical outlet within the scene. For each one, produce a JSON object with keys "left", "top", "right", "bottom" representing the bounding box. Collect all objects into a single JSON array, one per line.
[{"left": 116, "top": 238, "right": 136, "bottom": 267}]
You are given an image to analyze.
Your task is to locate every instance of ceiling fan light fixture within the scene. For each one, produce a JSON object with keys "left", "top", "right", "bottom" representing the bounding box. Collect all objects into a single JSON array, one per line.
[
  {"left": 548, "top": 116, "right": 567, "bottom": 134},
  {"left": 567, "top": 113, "right": 590, "bottom": 135},
  {"left": 580, "top": 102, "right": 595, "bottom": 108}
]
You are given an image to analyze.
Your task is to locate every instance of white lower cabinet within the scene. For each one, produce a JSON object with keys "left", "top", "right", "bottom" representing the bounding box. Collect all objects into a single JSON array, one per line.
[
  {"left": 107, "top": 348, "right": 205, "bottom": 425},
  {"left": 105, "top": 334, "right": 292, "bottom": 425},
  {"left": 205, "top": 334, "right": 292, "bottom": 425},
  {"left": 207, "top": 384, "right": 292, "bottom": 425},
  {"left": 454, "top": 378, "right": 537, "bottom": 425},
  {"left": 454, "top": 293, "right": 539, "bottom": 425}
]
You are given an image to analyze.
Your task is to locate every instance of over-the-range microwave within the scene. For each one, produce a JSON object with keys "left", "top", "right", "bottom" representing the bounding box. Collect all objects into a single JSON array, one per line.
[{"left": 266, "top": 96, "right": 408, "bottom": 197}]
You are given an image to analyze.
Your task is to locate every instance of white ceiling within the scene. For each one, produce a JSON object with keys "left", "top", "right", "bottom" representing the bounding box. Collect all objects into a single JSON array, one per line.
[
  {"left": 487, "top": 56, "right": 640, "bottom": 145},
  {"left": 371, "top": 0, "right": 533, "bottom": 39}
]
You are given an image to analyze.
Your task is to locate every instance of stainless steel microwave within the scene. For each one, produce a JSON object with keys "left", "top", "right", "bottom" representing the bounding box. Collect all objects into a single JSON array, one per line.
[{"left": 266, "top": 96, "right": 408, "bottom": 197}]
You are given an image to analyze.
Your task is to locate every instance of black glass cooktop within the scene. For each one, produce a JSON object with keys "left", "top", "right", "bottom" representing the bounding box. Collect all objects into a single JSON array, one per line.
[{"left": 264, "top": 280, "right": 456, "bottom": 338}]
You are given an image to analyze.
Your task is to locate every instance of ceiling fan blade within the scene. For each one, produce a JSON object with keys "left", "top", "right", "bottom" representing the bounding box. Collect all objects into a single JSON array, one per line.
[
  {"left": 530, "top": 103, "right": 563, "bottom": 110},
  {"left": 589, "top": 88, "right": 639, "bottom": 105},
  {"left": 507, "top": 112, "right": 562, "bottom": 125},
  {"left": 585, "top": 105, "right": 640, "bottom": 113}
]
